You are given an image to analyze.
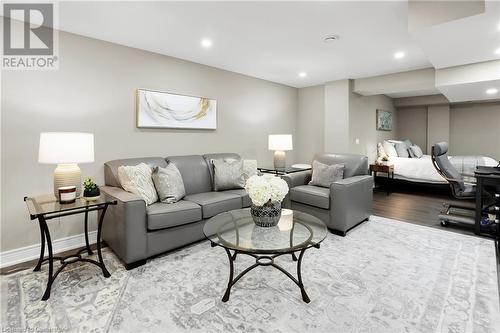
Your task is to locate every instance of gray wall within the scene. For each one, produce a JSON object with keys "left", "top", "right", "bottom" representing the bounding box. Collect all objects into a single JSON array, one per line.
[
  {"left": 396, "top": 107, "right": 428, "bottom": 152},
  {"left": 396, "top": 101, "right": 500, "bottom": 160},
  {"left": 296, "top": 85, "right": 324, "bottom": 163},
  {"left": 1, "top": 31, "right": 298, "bottom": 252},
  {"left": 449, "top": 102, "right": 500, "bottom": 160},
  {"left": 349, "top": 93, "right": 397, "bottom": 163}
]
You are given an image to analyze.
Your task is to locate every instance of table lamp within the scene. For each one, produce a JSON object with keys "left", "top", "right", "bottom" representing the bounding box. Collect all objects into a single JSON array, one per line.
[
  {"left": 38, "top": 132, "right": 94, "bottom": 197},
  {"left": 268, "top": 134, "right": 293, "bottom": 169}
]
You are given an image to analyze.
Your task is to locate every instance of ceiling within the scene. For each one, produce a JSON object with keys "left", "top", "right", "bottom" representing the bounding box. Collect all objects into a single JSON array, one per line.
[{"left": 56, "top": 1, "right": 433, "bottom": 88}]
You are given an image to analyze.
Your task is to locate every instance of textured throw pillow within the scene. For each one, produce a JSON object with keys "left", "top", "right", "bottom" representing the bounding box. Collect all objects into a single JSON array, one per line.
[
  {"left": 395, "top": 142, "right": 410, "bottom": 158},
  {"left": 118, "top": 163, "right": 158, "bottom": 205},
  {"left": 309, "top": 160, "right": 344, "bottom": 188},
  {"left": 242, "top": 159, "right": 258, "bottom": 180},
  {"left": 383, "top": 141, "right": 398, "bottom": 157},
  {"left": 151, "top": 163, "right": 186, "bottom": 203},
  {"left": 212, "top": 158, "right": 245, "bottom": 191},
  {"left": 409, "top": 145, "right": 424, "bottom": 158},
  {"left": 377, "top": 143, "right": 388, "bottom": 159},
  {"left": 403, "top": 139, "right": 412, "bottom": 148}
]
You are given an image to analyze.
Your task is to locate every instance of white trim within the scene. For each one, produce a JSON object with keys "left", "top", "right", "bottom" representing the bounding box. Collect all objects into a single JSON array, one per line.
[{"left": 0, "top": 231, "right": 97, "bottom": 269}]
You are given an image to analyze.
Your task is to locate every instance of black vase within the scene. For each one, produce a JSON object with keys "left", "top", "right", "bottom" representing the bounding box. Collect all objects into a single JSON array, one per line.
[
  {"left": 250, "top": 201, "right": 282, "bottom": 227},
  {"left": 83, "top": 187, "right": 100, "bottom": 200}
]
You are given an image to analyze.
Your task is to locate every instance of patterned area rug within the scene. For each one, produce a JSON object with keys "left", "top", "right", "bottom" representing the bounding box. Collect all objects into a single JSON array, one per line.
[{"left": 1, "top": 216, "right": 499, "bottom": 333}]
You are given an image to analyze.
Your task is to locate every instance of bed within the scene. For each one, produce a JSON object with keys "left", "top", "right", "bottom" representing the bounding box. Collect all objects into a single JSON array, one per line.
[{"left": 387, "top": 154, "right": 498, "bottom": 184}]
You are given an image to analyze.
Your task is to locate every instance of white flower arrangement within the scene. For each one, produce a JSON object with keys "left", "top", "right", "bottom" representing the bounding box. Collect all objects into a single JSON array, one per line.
[{"left": 245, "top": 175, "right": 289, "bottom": 206}]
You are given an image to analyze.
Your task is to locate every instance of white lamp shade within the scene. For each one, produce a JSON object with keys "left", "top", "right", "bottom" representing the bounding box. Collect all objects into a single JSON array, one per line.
[
  {"left": 38, "top": 132, "right": 94, "bottom": 164},
  {"left": 268, "top": 134, "right": 293, "bottom": 151}
]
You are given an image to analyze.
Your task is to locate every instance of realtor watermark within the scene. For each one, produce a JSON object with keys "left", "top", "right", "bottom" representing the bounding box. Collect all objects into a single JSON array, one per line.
[{"left": 2, "top": 1, "right": 59, "bottom": 70}]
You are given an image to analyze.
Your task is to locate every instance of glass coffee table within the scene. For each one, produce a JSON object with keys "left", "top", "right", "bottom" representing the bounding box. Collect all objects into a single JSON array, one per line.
[{"left": 203, "top": 208, "right": 327, "bottom": 303}]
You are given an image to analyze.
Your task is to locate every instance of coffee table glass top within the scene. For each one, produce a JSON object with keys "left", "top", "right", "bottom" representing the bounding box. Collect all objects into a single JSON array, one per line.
[{"left": 204, "top": 208, "right": 327, "bottom": 254}]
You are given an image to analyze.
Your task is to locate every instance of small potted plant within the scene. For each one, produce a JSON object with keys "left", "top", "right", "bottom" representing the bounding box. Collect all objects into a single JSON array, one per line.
[{"left": 83, "top": 177, "right": 100, "bottom": 201}]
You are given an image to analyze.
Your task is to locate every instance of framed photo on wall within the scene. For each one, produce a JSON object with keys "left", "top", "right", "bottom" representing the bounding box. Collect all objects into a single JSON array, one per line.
[
  {"left": 376, "top": 109, "right": 392, "bottom": 131},
  {"left": 136, "top": 88, "right": 217, "bottom": 129}
]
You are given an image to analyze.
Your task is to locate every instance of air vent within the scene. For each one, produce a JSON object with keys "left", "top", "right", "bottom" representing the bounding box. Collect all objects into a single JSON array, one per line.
[{"left": 323, "top": 35, "right": 340, "bottom": 43}]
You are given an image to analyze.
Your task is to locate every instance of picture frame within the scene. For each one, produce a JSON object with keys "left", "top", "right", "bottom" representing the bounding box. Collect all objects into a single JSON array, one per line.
[
  {"left": 136, "top": 88, "right": 217, "bottom": 129},
  {"left": 376, "top": 109, "right": 393, "bottom": 131}
]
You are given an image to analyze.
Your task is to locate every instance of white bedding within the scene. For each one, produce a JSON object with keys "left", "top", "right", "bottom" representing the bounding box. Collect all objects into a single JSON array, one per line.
[{"left": 388, "top": 155, "right": 498, "bottom": 184}]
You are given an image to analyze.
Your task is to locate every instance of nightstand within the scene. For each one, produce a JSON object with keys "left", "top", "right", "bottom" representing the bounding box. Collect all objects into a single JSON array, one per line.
[{"left": 369, "top": 163, "right": 394, "bottom": 195}]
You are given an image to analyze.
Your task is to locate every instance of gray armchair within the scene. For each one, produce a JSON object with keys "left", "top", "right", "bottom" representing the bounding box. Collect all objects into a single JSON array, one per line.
[{"left": 283, "top": 153, "right": 373, "bottom": 236}]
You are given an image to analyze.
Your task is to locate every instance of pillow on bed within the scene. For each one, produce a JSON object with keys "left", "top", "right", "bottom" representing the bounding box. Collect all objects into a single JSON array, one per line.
[
  {"left": 383, "top": 141, "right": 398, "bottom": 157},
  {"left": 377, "top": 143, "right": 388, "bottom": 159},
  {"left": 395, "top": 142, "right": 410, "bottom": 157},
  {"left": 409, "top": 145, "right": 423, "bottom": 158}
]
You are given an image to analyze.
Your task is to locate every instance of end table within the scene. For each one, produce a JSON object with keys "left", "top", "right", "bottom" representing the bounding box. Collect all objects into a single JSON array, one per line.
[
  {"left": 24, "top": 194, "right": 117, "bottom": 300},
  {"left": 369, "top": 163, "right": 394, "bottom": 195}
]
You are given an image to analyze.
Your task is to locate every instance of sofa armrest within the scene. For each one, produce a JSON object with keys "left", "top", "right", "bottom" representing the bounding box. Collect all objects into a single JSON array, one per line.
[
  {"left": 329, "top": 175, "right": 373, "bottom": 232},
  {"left": 281, "top": 170, "right": 312, "bottom": 208},
  {"left": 100, "top": 186, "right": 148, "bottom": 265}
]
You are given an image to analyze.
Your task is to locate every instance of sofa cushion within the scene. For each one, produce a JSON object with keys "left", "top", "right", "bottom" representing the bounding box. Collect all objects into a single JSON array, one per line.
[
  {"left": 146, "top": 200, "right": 202, "bottom": 231},
  {"left": 105, "top": 157, "right": 167, "bottom": 188},
  {"left": 223, "top": 189, "right": 251, "bottom": 207},
  {"left": 184, "top": 192, "right": 242, "bottom": 218},
  {"left": 166, "top": 155, "right": 213, "bottom": 195},
  {"left": 290, "top": 185, "right": 330, "bottom": 209}
]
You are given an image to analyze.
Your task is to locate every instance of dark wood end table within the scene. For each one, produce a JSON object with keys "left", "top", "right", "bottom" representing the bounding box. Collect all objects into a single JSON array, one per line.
[
  {"left": 370, "top": 163, "right": 394, "bottom": 195},
  {"left": 24, "top": 194, "right": 117, "bottom": 300}
]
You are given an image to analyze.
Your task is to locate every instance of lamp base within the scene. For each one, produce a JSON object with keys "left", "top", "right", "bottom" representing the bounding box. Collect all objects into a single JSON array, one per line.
[
  {"left": 273, "top": 151, "right": 286, "bottom": 169},
  {"left": 54, "top": 164, "right": 82, "bottom": 197}
]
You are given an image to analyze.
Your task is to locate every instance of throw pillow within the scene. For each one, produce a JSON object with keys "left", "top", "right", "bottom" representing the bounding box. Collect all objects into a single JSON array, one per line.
[
  {"left": 118, "top": 163, "right": 158, "bottom": 205},
  {"left": 151, "top": 163, "right": 186, "bottom": 203},
  {"left": 395, "top": 142, "right": 410, "bottom": 157},
  {"left": 309, "top": 160, "right": 344, "bottom": 188},
  {"left": 212, "top": 158, "right": 245, "bottom": 191},
  {"left": 242, "top": 159, "right": 258, "bottom": 180},
  {"left": 377, "top": 143, "right": 388, "bottom": 159},
  {"left": 383, "top": 141, "right": 398, "bottom": 157},
  {"left": 409, "top": 145, "right": 424, "bottom": 158}
]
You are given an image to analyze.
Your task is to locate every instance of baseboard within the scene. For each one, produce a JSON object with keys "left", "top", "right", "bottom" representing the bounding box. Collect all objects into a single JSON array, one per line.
[{"left": 0, "top": 231, "right": 97, "bottom": 269}]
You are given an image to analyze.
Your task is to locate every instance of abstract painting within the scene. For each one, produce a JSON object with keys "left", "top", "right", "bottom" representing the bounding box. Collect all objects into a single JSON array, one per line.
[
  {"left": 376, "top": 109, "right": 392, "bottom": 131},
  {"left": 136, "top": 89, "right": 217, "bottom": 129}
]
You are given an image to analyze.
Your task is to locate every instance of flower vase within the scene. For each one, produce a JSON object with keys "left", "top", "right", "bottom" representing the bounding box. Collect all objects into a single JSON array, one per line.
[{"left": 250, "top": 201, "right": 282, "bottom": 227}]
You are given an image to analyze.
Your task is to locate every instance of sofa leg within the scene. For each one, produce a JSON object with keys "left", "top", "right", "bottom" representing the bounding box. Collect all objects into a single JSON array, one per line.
[
  {"left": 125, "top": 259, "right": 147, "bottom": 270},
  {"left": 329, "top": 228, "right": 346, "bottom": 237}
]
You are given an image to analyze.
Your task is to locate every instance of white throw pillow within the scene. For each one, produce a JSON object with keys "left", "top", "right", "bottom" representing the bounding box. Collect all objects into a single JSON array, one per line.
[
  {"left": 377, "top": 143, "right": 388, "bottom": 159},
  {"left": 243, "top": 159, "right": 258, "bottom": 180},
  {"left": 409, "top": 145, "right": 424, "bottom": 158},
  {"left": 383, "top": 141, "right": 398, "bottom": 157},
  {"left": 118, "top": 163, "right": 158, "bottom": 205}
]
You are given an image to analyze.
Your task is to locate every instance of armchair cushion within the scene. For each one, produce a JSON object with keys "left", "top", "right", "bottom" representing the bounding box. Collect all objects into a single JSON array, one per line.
[
  {"left": 146, "top": 200, "right": 202, "bottom": 231},
  {"left": 290, "top": 185, "right": 330, "bottom": 209},
  {"left": 184, "top": 192, "right": 242, "bottom": 218}
]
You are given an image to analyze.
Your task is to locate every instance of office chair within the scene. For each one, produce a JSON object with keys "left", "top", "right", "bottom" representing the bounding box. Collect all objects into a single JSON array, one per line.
[{"left": 431, "top": 142, "right": 476, "bottom": 227}]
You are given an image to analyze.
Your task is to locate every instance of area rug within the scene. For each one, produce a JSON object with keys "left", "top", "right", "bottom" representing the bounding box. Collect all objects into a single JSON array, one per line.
[{"left": 1, "top": 216, "right": 499, "bottom": 333}]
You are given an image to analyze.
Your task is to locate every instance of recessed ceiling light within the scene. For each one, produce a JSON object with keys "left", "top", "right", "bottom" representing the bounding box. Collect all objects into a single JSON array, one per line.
[
  {"left": 486, "top": 88, "right": 498, "bottom": 95},
  {"left": 394, "top": 51, "right": 405, "bottom": 59},
  {"left": 201, "top": 38, "right": 212, "bottom": 48},
  {"left": 298, "top": 72, "right": 307, "bottom": 78},
  {"left": 323, "top": 35, "right": 340, "bottom": 43},
  {"left": 496, "top": 47, "right": 500, "bottom": 55}
]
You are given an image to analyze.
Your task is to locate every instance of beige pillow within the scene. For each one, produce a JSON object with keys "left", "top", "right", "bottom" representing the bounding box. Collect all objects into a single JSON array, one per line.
[
  {"left": 309, "top": 160, "right": 344, "bottom": 188},
  {"left": 118, "top": 163, "right": 158, "bottom": 205}
]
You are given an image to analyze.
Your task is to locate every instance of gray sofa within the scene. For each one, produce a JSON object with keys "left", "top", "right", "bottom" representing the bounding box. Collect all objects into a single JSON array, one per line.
[
  {"left": 282, "top": 153, "right": 373, "bottom": 236},
  {"left": 101, "top": 153, "right": 250, "bottom": 269}
]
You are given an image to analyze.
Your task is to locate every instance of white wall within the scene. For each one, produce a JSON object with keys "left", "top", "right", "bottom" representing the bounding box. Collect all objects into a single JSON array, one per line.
[
  {"left": 1, "top": 31, "right": 298, "bottom": 252},
  {"left": 427, "top": 105, "right": 450, "bottom": 153},
  {"left": 296, "top": 85, "right": 324, "bottom": 163}
]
